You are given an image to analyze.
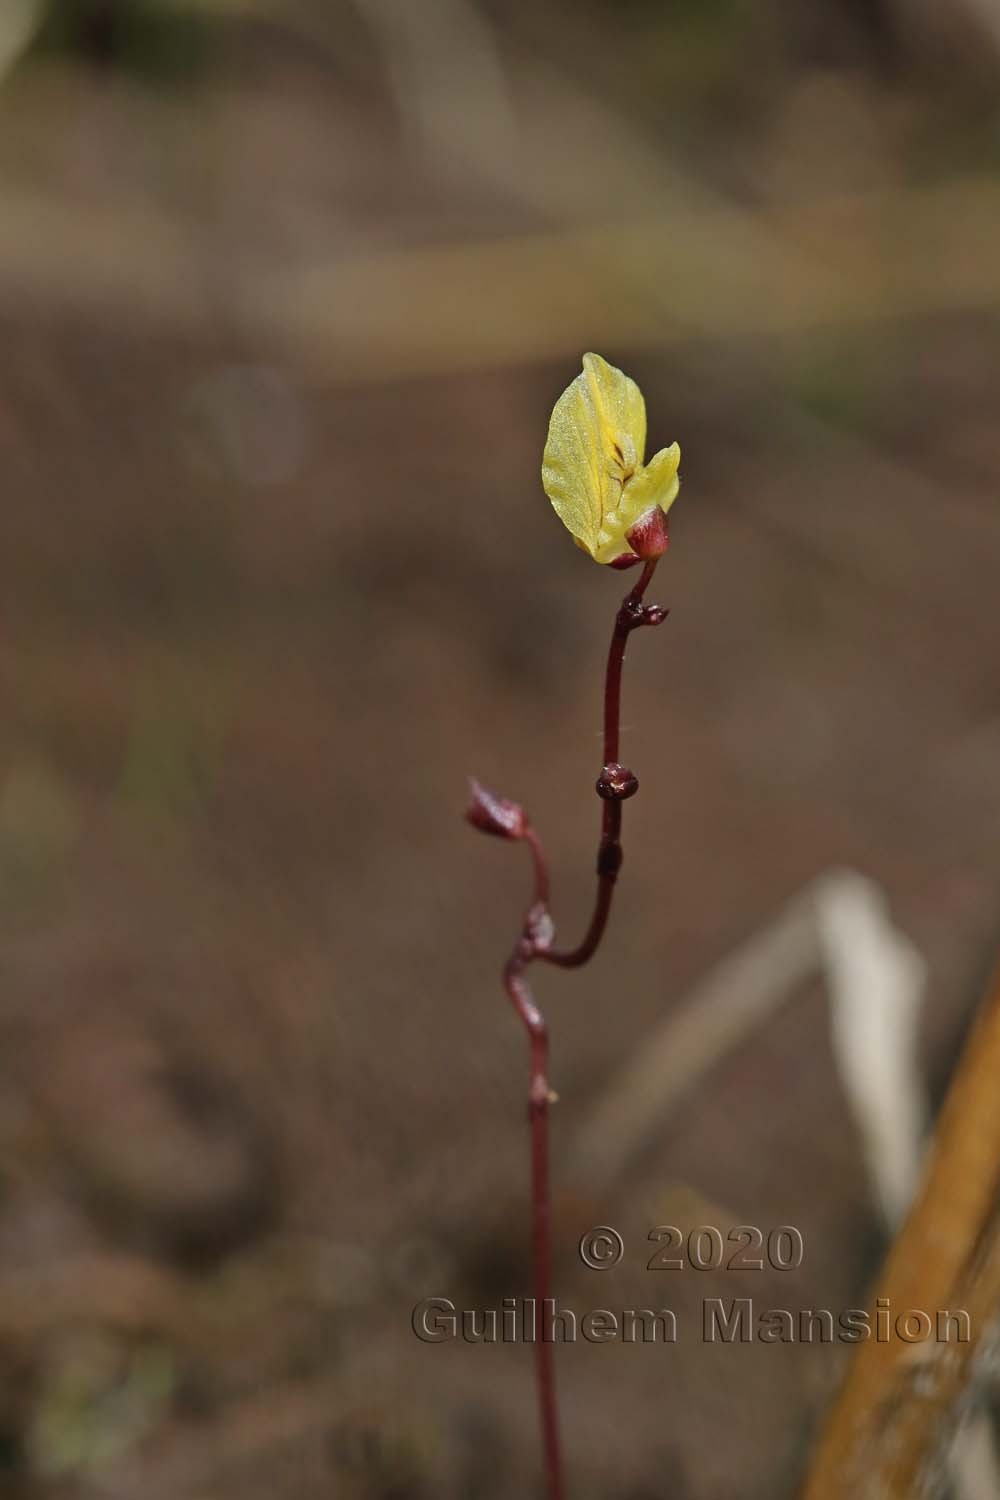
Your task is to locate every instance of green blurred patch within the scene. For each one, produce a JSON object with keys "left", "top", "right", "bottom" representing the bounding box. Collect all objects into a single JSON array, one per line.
[
  {"left": 786, "top": 333, "right": 902, "bottom": 435},
  {"left": 30, "top": 0, "right": 213, "bottom": 81},
  {"left": 0, "top": 759, "right": 80, "bottom": 902},
  {"left": 119, "top": 658, "right": 230, "bottom": 831},
  {"left": 624, "top": 0, "right": 777, "bottom": 122},
  {"left": 29, "top": 1333, "right": 174, "bottom": 1479}
]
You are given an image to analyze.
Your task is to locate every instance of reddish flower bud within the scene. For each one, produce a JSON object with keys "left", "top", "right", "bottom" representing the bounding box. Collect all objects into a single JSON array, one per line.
[
  {"left": 625, "top": 507, "right": 669, "bottom": 561},
  {"left": 465, "top": 778, "right": 527, "bottom": 839}
]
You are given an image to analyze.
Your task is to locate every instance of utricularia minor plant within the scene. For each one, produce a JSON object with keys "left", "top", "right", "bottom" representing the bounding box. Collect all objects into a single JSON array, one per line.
[{"left": 467, "top": 354, "right": 681, "bottom": 1500}]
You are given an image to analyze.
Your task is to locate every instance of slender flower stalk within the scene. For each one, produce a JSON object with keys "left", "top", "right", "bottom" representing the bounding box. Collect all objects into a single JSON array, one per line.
[
  {"left": 466, "top": 354, "right": 680, "bottom": 1500},
  {"left": 468, "top": 562, "right": 666, "bottom": 1500}
]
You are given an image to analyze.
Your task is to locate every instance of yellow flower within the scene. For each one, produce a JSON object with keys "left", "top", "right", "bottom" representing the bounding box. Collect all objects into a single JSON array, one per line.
[{"left": 542, "top": 353, "right": 681, "bottom": 565}]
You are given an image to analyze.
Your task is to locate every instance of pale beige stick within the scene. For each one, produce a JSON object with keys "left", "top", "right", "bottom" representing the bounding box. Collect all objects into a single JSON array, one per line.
[
  {"left": 569, "top": 887, "right": 818, "bottom": 1192},
  {"left": 802, "top": 969, "right": 1000, "bottom": 1500},
  {"left": 570, "top": 870, "right": 926, "bottom": 1206}
]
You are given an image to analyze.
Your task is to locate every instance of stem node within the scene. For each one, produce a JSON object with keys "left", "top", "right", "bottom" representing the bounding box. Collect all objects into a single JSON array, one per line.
[{"left": 596, "top": 763, "right": 639, "bottom": 800}]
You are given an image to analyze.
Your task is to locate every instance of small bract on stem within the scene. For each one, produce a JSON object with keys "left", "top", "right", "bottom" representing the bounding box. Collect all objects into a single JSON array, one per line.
[{"left": 466, "top": 355, "right": 680, "bottom": 1500}]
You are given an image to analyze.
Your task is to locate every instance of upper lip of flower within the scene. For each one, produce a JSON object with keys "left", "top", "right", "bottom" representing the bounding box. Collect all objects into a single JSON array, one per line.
[{"left": 541, "top": 352, "right": 681, "bottom": 564}]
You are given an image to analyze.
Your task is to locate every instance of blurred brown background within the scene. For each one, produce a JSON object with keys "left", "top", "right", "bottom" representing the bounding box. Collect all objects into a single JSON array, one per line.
[{"left": 2, "top": 1, "right": 1000, "bottom": 1496}]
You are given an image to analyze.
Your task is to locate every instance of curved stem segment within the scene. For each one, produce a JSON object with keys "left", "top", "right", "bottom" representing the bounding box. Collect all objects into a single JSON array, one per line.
[{"left": 472, "top": 556, "right": 666, "bottom": 1500}]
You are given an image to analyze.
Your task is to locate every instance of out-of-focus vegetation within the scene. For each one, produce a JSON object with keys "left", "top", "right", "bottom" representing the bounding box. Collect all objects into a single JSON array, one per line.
[{"left": 2, "top": 2, "right": 1000, "bottom": 1497}]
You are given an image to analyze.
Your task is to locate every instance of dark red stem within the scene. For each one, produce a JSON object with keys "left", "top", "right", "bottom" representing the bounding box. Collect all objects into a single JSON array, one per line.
[
  {"left": 478, "top": 556, "right": 665, "bottom": 1500},
  {"left": 504, "top": 953, "right": 563, "bottom": 1500},
  {"left": 543, "top": 558, "right": 660, "bottom": 968}
]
